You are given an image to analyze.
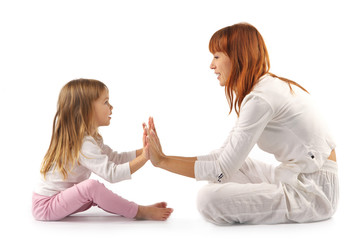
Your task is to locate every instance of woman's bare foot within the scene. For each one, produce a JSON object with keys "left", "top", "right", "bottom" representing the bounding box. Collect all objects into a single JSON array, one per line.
[{"left": 135, "top": 202, "right": 173, "bottom": 221}]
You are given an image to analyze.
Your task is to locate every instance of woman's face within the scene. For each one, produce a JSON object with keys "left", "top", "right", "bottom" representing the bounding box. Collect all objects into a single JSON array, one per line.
[{"left": 210, "top": 52, "right": 232, "bottom": 86}]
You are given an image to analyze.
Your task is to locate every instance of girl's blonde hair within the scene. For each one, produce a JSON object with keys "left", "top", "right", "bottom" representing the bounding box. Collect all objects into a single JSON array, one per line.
[
  {"left": 40, "top": 79, "right": 108, "bottom": 179},
  {"left": 209, "top": 22, "right": 308, "bottom": 117}
]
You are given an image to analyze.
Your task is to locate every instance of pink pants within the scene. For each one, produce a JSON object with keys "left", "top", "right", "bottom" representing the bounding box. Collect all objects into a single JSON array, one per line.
[{"left": 32, "top": 179, "right": 138, "bottom": 221}]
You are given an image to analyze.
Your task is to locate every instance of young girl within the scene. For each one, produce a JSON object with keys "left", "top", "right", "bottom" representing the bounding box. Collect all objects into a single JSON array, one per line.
[{"left": 32, "top": 79, "right": 173, "bottom": 221}]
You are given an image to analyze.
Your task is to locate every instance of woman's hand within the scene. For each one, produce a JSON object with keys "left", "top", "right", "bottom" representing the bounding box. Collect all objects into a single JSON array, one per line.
[
  {"left": 148, "top": 117, "right": 166, "bottom": 167},
  {"left": 148, "top": 117, "right": 164, "bottom": 155},
  {"left": 146, "top": 117, "right": 196, "bottom": 178},
  {"left": 149, "top": 130, "right": 166, "bottom": 167}
]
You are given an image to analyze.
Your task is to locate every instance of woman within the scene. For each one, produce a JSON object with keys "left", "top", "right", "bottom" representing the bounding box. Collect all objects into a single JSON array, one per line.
[{"left": 147, "top": 23, "right": 338, "bottom": 225}]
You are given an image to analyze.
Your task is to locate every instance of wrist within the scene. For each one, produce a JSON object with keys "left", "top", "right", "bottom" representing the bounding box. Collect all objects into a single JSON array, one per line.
[
  {"left": 140, "top": 154, "right": 148, "bottom": 162},
  {"left": 157, "top": 155, "right": 167, "bottom": 168},
  {"left": 136, "top": 148, "right": 143, "bottom": 157}
]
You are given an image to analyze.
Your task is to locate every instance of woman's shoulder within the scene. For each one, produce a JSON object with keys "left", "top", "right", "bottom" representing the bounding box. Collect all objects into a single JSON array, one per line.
[
  {"left": 253, "top": 74, "right": 287, "bottom": 92},
  {"left": 254, "top": 74, "right": 297, "bottom": 98},
  {"left": 246, "top": 74, "right": 294, "bottom": 110}
]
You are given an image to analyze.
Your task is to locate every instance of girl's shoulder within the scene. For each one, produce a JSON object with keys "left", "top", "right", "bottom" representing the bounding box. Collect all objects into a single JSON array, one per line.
[
  {"left": 80, "top": 136, "right": 105, "bottom": 160},
  {"left": 83, "top": 135, "right": 96, "bottom": 144},
  {"left": 82, "top": 135, "right": 104, "bottom": 150}
]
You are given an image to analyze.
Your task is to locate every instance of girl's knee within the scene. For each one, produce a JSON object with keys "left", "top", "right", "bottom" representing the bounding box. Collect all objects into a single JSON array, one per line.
[
  {"left": 83, "top": 179, "right": 102, "bottom": 187},
  {"left": 78, "top": 179, "right": 105, "bottom": 195}
]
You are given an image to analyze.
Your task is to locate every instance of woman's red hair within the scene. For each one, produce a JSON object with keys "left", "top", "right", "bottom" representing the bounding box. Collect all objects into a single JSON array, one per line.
[{"left": 209, "top": 22, "right": 308, "bottom": 116}]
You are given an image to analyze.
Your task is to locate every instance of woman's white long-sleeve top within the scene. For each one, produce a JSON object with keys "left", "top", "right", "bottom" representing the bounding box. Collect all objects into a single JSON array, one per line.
[
  {"left": 195, "top": 74, "right": 335, "bottom": 184},
  {"left": 35, "top": 136, "right": 136, "bottom": 196}
]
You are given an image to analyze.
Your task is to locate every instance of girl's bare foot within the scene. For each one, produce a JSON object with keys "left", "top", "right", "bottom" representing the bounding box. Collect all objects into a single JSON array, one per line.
[
  {"left": 152, "top": 202, "right": 167, "bottom": 208},
  {"left": 135, "top": 202, "right": 173, "bottom": 221}
]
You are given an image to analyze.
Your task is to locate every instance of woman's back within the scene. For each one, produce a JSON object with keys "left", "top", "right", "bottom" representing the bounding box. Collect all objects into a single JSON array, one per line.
[{"left": 251, "top": 74, "right": 335, "bottom": 174}]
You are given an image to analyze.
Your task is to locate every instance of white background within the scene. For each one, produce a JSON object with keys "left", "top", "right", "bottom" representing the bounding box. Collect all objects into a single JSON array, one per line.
[{"left": 1, "top": 0, "right": 360, "bottom": 239}]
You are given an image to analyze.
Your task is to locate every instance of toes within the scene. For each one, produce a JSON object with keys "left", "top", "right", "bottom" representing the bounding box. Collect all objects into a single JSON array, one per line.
[{"left": 154, "top": 202, "right": 167, "bottom": 208}]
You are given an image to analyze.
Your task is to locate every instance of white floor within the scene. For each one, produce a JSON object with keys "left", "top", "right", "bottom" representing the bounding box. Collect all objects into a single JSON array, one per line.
[
  {"left": 27, "top": 208, "right": 347, "bottom": 240},
  {"left": 10, "top": 198, "right": 355, "bottom": 240},
  {"left": 4, "top": 162, "right": 358, "bottom": 240}
]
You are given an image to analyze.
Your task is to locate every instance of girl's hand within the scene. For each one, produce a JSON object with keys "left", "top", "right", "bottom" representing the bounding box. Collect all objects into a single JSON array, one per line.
[{"left": 142, "top": 123, "right": 150, "bottom": 160}]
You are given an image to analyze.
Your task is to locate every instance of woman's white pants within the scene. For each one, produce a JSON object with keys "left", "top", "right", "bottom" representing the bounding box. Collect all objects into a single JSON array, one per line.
[{"left": 196, "top": 157, "right": 339, "bottom": 225}]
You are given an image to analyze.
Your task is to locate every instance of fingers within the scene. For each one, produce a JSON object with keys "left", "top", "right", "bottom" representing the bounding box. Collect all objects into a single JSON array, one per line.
[
  {"left": 144, "top": 118, "right": 162, "bottom": 153},
  {"left": 142, "top": 123, "right": 147, "bottom": 147},
  {"left": 142, "top": 122, "right": 149, "bottom": 135},
  {"left": 148, "top": 130, "right": 162, "bottom": 154},
  {"left": 149, "top": 116, "right": 157, "bottom": 134},
  {"left": 144, "top": 137, "right": 150, "bottom": 159}
]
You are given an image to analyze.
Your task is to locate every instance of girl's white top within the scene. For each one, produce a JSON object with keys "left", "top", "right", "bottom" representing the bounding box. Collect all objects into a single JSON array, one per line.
[
  {"left": 196, "top": 74, "right": 335, "bottom": 185},
  {"left": 35, "top": 136, "right": 136, "bottom": 196}
]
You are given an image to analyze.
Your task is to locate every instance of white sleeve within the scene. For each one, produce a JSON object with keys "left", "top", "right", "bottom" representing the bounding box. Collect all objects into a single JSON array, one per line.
[
  {"left": 80, "top": 140, "right": 132, "bottom": 183},
  {"left": 197, "top": 121, "right": 235, "bottom": 161},
  {"left": 101, "top": 144, "right": 136, "bottom": 164},
  {"left": 195, "top": 95, "right": 274, "bottom": 182}
]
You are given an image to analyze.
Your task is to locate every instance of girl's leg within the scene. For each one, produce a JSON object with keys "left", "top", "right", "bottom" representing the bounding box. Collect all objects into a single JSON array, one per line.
[{"left": 33, "top": 179, "right": 138, "bottom": 220}]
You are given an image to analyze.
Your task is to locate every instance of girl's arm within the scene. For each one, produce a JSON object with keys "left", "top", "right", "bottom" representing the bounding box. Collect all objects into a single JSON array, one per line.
[
  {"left": 101, "top": 145, "right": 136, "bottom": 164},
  {"left": 130, "top": 123, "right": 150, "bottom": 174},
  {"left": 129, "top": 153, "right": 148, "bottom": 174},
  {"left": 136, "top": 149, "right": 143, "bottom": 157},
  {"left": 80, "top": 124, "right": 150, "bottom": 183},
  {"left": 101, "top": 123, "right": 148, "bottom": 164}
]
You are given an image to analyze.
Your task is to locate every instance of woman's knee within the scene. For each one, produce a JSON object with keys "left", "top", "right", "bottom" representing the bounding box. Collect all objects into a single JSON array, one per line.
[
  {"left": 197, "top": 184, "right": 235, "bottom": 225},
  {"left": 197, "top": 184, "right": 222, "bottom": 214}
]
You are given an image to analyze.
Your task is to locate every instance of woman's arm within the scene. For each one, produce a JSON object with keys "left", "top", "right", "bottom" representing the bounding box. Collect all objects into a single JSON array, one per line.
[
  {"left": 148, "top": 95, "right": 274, "bottom": 182},
  {"left": 158, "top": 156, "right": 196, "bottom": 178},
  {"left": 148, "top": 126, "right": 197, "bottom": 178},
  {"left": 147, "top": 116, "right": 196, "bottom": 178}
]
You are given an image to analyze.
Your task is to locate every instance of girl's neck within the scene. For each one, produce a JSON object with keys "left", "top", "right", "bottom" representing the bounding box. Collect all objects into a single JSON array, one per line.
[{"left": 88, "top": 127, "right": 98, "bottom": 138}]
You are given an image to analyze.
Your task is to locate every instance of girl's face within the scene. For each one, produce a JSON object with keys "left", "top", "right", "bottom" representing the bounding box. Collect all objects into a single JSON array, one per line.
[
  {"left": 210, "top": 52, "right": 232, "bottom": 86},
  {"left": 93, "top": 89, "right": 113, "bottom": 128}
]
